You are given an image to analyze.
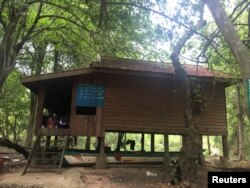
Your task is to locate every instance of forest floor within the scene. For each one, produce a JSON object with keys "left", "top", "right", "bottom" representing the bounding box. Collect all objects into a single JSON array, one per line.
[
  {"left": 1, "top": 149, "right": 249, "bottom": 188},
  {"left": 0, "top": 166, "right": 178, "bottom": 188},
  {"left": 0, "top": 165, "right": 209, "bottom": 188}
]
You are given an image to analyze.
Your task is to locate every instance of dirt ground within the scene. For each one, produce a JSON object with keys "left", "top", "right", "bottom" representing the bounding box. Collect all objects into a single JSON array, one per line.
[
  {"left": 2, "top": 150, "right": 242, "bottom": 188},
  {"left": 0, "top": 166, "right": 177, "bottom": 188}
]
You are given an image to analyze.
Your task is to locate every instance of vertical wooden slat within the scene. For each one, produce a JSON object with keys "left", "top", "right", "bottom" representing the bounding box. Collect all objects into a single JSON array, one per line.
[
  {"left": 70, "top": 77, "right": 77, "bottom": 135},
  {"left": 35, "top": 86, "right": 45, "bottom": 135},
  {"left": 96, "top": 108, "right": 104, "bottom": 137},
  {"left": 95, "top": 73, "right": 104, "bottom": 137}
]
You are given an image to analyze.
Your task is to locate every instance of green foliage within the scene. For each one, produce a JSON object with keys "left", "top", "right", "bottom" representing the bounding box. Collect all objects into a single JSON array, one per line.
[
  {"left": 202, "top": 136, "right": 223, "bottom": 156},
  {"left": 0, "top": 70, "right": 30, "bottom": 144},
  {"left": 226, "top": 85, "right": 250, "bottom": 160},
  {"left": 1, "top": 0, "right": 250, "bottom": 159}
]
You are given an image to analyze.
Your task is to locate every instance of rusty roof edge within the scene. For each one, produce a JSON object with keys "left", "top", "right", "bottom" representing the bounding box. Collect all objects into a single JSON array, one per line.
[
  {"left": 21, "top": 58, "right": 236, "bottom": 84},
  {"left": 94, "top": 57, "right": 234, "bottom": 78},
  {"left": 21, "top": 68, "right": 93, "bottom": 84}
]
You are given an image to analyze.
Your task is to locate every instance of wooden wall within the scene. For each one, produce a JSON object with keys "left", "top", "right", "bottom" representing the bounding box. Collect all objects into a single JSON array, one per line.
[
  {"left": 102, "top": 74, "right": 228, "bottom": 135},
  {"left": 193, "top": 83, "right": 227, "bottom": 135},
  {"left": 69, "top": 73, "right": 228, "bottom": 136},
  {"left": 70, "top": 75, "right": 104, "bottom": 136}
]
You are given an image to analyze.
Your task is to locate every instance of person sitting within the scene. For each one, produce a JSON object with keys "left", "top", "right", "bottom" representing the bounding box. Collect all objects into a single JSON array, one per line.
[
  {"left": 58, "top": 116, "right": 69, "bottom": 129},
  {"left": 47, "top": 117, "right": 55, "bottom": 128},
  {"left": 46, "top": 113, "right": 58, "bottom": 128}
]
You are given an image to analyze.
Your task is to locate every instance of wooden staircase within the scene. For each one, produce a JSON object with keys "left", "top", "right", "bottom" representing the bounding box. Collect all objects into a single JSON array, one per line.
[{"left": 21, "top": 128, "right": 70, "bottom": 175}]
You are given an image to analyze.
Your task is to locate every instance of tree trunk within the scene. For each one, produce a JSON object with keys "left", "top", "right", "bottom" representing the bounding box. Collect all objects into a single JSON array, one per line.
[
  {"left": 205, "top": 0, "right": 250, "bottom": 118},
  {"left": 25, "top": 42, "right": 46, "bottom": 146},
  {"left": 170, "top": 33, "right": 204, "bottom": 183},
  {"left": 236, "top": 84, "right": 245, "bottom": 160},
  {"left": 0, "top": 138, "right": 29, "bottom": 159},
  {"left": 207, "top": 136, "right": 211, "bottom": 156},
  {"left": 171, "top": 53, "right": 203, "bottom": 182},
  {"left": 0, "top": 1, "right": 44, "bottom": 91},
  {"left": 13, "top": 115, "right": 17, "bottom": 143},
  {"left": 169, "top": 1, "right": 205, "bottom": 181},
  {"left": 53, "top": 49, "right": 60, "bottom": 73},
  {"left": 235, "top": 129, "right": 239, "bottom": 156},
  {"left": 116, "top": 132, "right": 124, "bottom": 152},
  {"left": 5, "top": 112, "right": 10, "bottom": 139},
  {"left": 205, "top": 0, "right": 250, "bottom": 78}
]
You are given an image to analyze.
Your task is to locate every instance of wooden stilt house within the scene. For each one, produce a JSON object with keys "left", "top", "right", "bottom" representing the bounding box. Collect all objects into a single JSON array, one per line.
[{"left": 21, "top": 57, "right": 232, "bottom": 169}]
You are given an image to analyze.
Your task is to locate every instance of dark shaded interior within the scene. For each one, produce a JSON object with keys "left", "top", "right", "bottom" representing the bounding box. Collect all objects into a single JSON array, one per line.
[{"left": 44, "top": 80, "right": 72, "bottom": 117}]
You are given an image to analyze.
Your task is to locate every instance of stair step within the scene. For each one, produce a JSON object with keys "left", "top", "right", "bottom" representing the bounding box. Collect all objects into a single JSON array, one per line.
[
  {"left": 31, "top": 157, "right": 59, "bottom": 161},
  {"left": 21, "top": 128, "right": 69, "bottom": 175},
  {"left": 29, "top": 164, "right": 58, "bottom": 169},
  {"left": 33, "top": 151, "right": 61, "bottom": 155}
]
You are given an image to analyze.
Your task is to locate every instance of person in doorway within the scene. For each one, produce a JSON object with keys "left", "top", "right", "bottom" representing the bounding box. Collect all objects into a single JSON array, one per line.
[
  {"left": 46, "top": 113, "right": 58, "bottom": 128},
  {"left": 58, "top": 115, "right": 69, "bottom": 129}
]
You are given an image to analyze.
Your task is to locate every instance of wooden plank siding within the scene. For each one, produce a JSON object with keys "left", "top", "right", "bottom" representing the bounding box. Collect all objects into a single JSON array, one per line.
[
  {"left": 23, "top": 58, "right": 231, "bottom": 137},
  {"left": 102, "top": 74, "right": 227, "bottom": 135},
  {"left": 70, "top": 76, "right": 97, "bottom": 136},
  {"left": 193, "top": 82, "right": 227, "bottom": 135}
]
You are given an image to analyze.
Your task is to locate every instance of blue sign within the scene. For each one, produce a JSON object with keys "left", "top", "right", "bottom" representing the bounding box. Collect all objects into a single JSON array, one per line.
[{"left": 76, "top": 84, "right": 104, "bottom": 107}]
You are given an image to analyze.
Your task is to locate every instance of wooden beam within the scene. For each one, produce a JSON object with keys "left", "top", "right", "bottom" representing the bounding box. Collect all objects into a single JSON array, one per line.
[
  {"left": 163, "top": 134, "right": 170, "bottom": 183},
  {"left": 94, "top": 73, "right": 104, "bottom": 137},
  {"left": 35, "top": 86, "right": 45, "bottom": 134},
  {"left": 85, "top": 136, "right": 90, "bottom": 150},
  {"left": 99, "top": 136, "right": 105, "bottom": 154},
  {"left": 141, "top": 133, "right": 145, "bottom": 151},
  {"left": 96, "top": 108, "right": 104, "bottom": 137},
  {"left": 96, "top": 136, "right": 107, "bottom": 169},
  {"left": 69, "top": 77, "right": 77, "bottom": 135},
  {"left": 151, "top": 133, "right": 155, "bottom": 152},
  {"left": 22, "top": 68, "right": 93, "bottom": 85}
]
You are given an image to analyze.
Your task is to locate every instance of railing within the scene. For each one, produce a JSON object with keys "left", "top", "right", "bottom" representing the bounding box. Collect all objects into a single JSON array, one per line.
[{"left": 40, "top": 128, "right": 70, "bottom": 136}]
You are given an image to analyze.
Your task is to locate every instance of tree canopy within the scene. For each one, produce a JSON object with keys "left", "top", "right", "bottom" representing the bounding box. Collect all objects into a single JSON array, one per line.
[{"left": 1, "top": 0, "right": 250, "bottom": 184}]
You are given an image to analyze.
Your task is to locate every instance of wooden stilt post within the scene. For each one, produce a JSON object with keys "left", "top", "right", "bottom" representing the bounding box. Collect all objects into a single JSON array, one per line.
[
  {"left": 163, "top": 134, "right": 171, "bottom": 183},
  {"left": 85, "top": 136, "right": 90, "bottom": 151},
  {"left": 222, "top": 135, "right": 229, "bottom": 158},
  {"left": 151, "top": 133, "right": 155, "bottom": 152},
  {"left": 35, "top": 86, "right": 45, "bottom": 134},
  {"left": 96, "top": 136, "right": 107, "bottom": 169},
  {"left": 141, "top": 133, "right": 145, "bottom": 152}
]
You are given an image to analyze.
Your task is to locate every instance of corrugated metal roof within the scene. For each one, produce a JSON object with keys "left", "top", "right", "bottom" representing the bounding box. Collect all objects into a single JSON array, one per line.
[
  {"left": 92, "top": 57, "right": 230, "bottom": 78},
  {"left": 22, "top": 57, "right": 232, "bottom": 88}
]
